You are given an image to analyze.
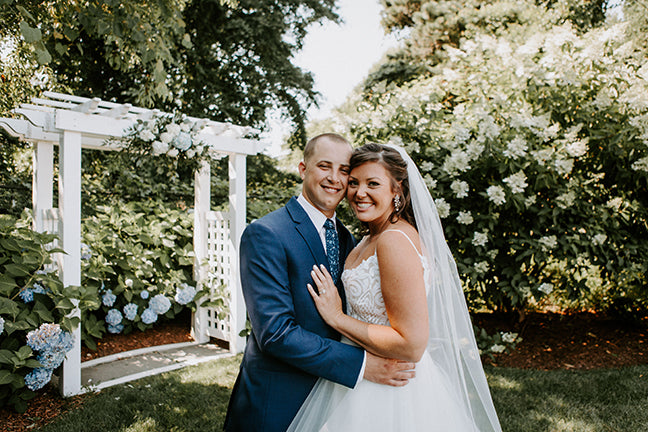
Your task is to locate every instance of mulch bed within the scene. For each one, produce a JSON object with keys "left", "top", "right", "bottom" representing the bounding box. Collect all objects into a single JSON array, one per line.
[{"left": 1, "top": 311, "right": 646, "bottom": 431}]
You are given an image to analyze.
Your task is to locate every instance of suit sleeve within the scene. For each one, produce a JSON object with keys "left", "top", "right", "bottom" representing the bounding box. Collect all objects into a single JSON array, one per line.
[{"left": 240, "top": 222, "right": 364, "bottom": 388}]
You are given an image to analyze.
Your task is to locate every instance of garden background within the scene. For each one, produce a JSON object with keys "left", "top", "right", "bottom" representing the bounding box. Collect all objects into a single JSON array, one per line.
[{"left": 1, "top": 0, "right": 647, "bottom": 430}]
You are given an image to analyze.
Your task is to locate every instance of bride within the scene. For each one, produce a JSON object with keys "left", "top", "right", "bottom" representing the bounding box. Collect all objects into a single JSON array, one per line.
[{"left": 287, "top": 143, "right": 502, "bottom": 431}]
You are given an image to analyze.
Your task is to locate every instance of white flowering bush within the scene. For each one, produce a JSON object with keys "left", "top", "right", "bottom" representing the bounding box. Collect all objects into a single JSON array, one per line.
[
  {"left": 333, "top": 18, "right": 648, "bottom": 317},
  {"left": 80, "top": 201, "right": 202, "bottom": 349},
  {"left": 0, "top": 212, "right": 96, "bottom": 412}
]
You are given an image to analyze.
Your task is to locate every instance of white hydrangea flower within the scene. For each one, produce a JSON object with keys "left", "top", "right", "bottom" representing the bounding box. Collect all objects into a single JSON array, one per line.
[
  {"left": 166, "top": 122, "right": 182, "bottom": 136},
  {"left": 487, "top": 249, "right": 498, "bottom": 260},
  {"left": 592, "top": 233, "right": 607, "bottom": 246},
  {"left": 473, "top": 231, "right": 489, "bottom": 247},
  {"left": 486, "top": 185, "right": 506, "bottom": 205},
  {"left": 566, "top": 138, "right": 589, "bottom": 158},
  {"left": 159, "top": 131, "right": 174, "bottom": 144},
  {"left": 420, "top": 161, "right": 434, "bottom": 172},
  {"left": 503, "top": 136, "right": 528, "bottom": 159},
  {"left": 631, "top": 156, "right": 648, "bottom": 172},
  {"left": 490, "top": 344, "right": 506, "bottom": 353},
  {"left": 139, "top": 129, "right": 156, "bottom": 142},
  {"left": 538, "top": 283, "right": 554, "bottom": 295},
  {"left": 501, "top": 332, "right": 518, "bottom": 343},
  {"left": 151, "top": 141, "right": 168, "bottom": 155},
  {"left": 539, "top": 235, "right": 558, "bottom": 251},
  {"left": 532, "top": 148, "right": 553, "bottom": 166},
  {"left": 423, "top": 174, "right": 437, "bottom": 189},
  {"left": 503, "top": 171, "right": 528, "bottom": 194},
  {"left": 450, "top": 180, "right": 469, "bottom": 198},
  {"left": 435, "top": 198, "right": 450, "bottom": 218},
  {"left": 474, "top": 261, "right": 489, "bottom": 274},
  {"left": 457, "top": 210, "right": 473, "bottom": 225},
  {"left": 524, "top": 195, "right": 537, "bottom": 207},
  {"left": 442, "top": 150, "right": 471, "bottom": 175},
  {"left": 554, "top": 157, "right": 574, "bottom": 175},
  {"left": 556, "top": 191, "right": 576, "bottom": 209},
  {"left": 167, "top": 148, "right": 179, "bottom": 157},
  {"left": 606, "top": 197, "right": 623, "bottom": 210},
  {"left": 466, "top": 142, "right": 485, "bottom": 159}
]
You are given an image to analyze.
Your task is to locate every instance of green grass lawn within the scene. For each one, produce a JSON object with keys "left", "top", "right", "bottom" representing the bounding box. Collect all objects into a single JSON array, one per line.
[{"left": 38, "top": 356, "right": 648, "bottom": 432}]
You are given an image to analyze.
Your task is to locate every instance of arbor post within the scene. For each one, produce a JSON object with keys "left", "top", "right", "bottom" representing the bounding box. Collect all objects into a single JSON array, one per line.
[
  {"left": 192, "top": 160, "right": 211, "bottom": 343},
  {"left": 58, "top": 130, "right": 82, "bottom": 397},
  {"left": 228, "top": 153, "right": 247, "bottom": 353}
]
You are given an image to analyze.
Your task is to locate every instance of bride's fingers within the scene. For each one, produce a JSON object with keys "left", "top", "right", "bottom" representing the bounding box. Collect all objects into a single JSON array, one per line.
[
  {"left": 307, "top": 283, "right": 319, "bottom": 301},
  {"left": 317, "top": 264, "right": 333, "bottom": 282}
]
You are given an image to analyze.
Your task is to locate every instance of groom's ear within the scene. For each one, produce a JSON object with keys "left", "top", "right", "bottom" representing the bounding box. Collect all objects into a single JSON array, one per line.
[{"left": 298, "top": 161, "right": 307, "bottom": 180}]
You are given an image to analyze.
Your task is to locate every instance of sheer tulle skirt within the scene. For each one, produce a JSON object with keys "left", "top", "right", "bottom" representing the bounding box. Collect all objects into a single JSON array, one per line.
[{"left": 287, "top": 345, "right": 478, "bottom": 432}]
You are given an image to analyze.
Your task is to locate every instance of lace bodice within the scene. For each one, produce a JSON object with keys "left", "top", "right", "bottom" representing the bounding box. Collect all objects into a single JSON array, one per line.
[
  {"left": 342, "top": 254, "right": 389, "bottom": 326},
  {"left": 342, "top": 244, "right": 429, "bottom": 327}
]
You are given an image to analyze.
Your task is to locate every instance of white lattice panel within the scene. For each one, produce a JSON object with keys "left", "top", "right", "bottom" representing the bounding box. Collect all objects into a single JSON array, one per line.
[
  {"left": 41, "top": 208, "right": 63, "bottom": 272},
  {"left": 204, "top": 211, "right": 232, "bottom": 340}
]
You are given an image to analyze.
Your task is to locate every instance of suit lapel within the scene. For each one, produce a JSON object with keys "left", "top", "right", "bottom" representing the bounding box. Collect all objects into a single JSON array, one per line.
[{"left": 286, "top": 197, "right": 328, "bottom": 265}]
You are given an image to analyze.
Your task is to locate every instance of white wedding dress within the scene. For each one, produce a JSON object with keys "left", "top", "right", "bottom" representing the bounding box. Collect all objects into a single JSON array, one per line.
[{"left": 287, "top": 236, "right": 479, "bottom": 431}]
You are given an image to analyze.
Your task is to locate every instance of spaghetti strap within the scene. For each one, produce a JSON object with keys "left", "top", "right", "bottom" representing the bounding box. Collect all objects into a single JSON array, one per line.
[{"left": 383, "top": 229, "right": 422, "bottom": 256}]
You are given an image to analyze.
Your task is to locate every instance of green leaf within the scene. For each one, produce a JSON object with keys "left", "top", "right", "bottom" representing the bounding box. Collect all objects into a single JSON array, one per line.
[
  {"left": 3, "top": 263, "right": 30, "bottom": 277},
  {"left": 19, "top": 20, "right": 42, "bottom": 43},
  {"left": 35, "top": 44, "right": 52, "bottom": 64},
  {"left": 0, "top": 370, "right": 14, "bottom": 385},
  {"left": 0, "top": 349, "right": 14, "bottom": 365}
]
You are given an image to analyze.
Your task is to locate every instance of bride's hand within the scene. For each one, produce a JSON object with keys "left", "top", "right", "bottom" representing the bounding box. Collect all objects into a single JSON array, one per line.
[{"left": 307, "top": 264, "right": 344, "bottom": 328}]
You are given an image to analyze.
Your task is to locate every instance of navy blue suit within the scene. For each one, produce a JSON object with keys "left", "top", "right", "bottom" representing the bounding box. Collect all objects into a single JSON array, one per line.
[{"left": 224, "top": 197, "right": 364, "bottom": 432}]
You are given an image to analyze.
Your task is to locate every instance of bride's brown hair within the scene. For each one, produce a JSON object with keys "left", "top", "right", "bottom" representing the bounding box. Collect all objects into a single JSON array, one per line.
[{"left": 349, "top": 143, "right": 417, "bottom": 230}]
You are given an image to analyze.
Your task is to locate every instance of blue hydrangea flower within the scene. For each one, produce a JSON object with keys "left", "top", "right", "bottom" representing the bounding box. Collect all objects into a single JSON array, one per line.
[
  {"left": 108, "top": 323, "right": 124, "bottom": 334},
  {"left": 141, "top": 308, "right": 158, "bottom": 325},
  {"left": 26, "top": 323, "right": 63, "bottom": 352},
  {"left": 174, "top": 283, "right": 196, "bottom": 305},
  {"left": 172, "top": 131, "right": 193, "bottom": 151},
  {"left": 105, "top": 309, "right": 123, "bottom": 326},
  {"left": 123, "top": 303, "right": 138, "bottom": 321},
  {"left": 140, "top": 290, "right": 150, "bottom": 300},
  {"left": 80, "top": 243, "right": 93, "bottom": 260},
  {"left": 26, "top": 323, "right": 74, "bottom": 354},
  {"left": 37, "top": 350, "right": 67, "bottom": 370},
  {"left": 102, "top": 289, "right": 117, "bottom": 307},
  {"left": 150, "top": 294, "right": 171, "bottom": 315},
  {"left": 24, "top": 368, "right": 53, "bottom": 391},
  {"left": 0, "top": 316, "right": 4, "bottom": 334},
  {"left": 18, "top": 287, "right": 34, "bottom": 303}
]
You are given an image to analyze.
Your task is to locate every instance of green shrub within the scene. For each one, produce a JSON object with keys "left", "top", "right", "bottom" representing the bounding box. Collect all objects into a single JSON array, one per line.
[
  {"left": 0, "top": 212, "right": 95, "bottom": 412},
  {"left": 80, "top": 201, "right": 206, "bottom": 349}
]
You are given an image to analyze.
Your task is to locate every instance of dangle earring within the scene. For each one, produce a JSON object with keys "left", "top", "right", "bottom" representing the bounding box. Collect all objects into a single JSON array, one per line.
[{"left": 393, "top": 195, "right": 401, "bottom": 212}]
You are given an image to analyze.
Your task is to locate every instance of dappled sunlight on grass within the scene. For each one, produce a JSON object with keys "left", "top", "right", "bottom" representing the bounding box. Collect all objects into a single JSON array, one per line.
[
  {"left": 486, "top": 373, "right": 522, "bottom": 391},
  {"left": 122, "top": 417, "right": 159, "bottom": 432}
]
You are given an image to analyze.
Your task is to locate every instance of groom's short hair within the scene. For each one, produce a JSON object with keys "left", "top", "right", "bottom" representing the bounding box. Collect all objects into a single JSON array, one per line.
[{"left": 303, "top": 133, "right": 350, "bottom": 163}]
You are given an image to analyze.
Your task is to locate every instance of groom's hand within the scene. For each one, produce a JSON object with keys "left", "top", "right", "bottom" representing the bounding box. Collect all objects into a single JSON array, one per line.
[{"left": 363, "top": 352, "right": 416, "bottom": 387}]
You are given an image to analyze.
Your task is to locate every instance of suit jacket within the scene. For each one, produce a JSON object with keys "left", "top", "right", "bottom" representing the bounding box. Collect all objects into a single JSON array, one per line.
[{"left": 224, "top": 197, "right": 364, "bottom": 432}]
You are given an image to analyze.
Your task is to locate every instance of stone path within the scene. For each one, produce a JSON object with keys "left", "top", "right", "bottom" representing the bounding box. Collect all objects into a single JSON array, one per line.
[{"left": 79, "top": 342, "right": 233, "bottom": 393}]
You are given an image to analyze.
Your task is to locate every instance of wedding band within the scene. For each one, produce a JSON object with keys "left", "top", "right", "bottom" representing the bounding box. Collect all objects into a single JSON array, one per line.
[{"left": 321, "top": 289, "right": 326, "bottom": 295}]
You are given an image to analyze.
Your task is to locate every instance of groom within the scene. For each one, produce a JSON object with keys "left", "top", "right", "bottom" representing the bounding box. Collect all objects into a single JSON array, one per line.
[{"left": 224, "top": 133, "right": 415, "bottom": 432}]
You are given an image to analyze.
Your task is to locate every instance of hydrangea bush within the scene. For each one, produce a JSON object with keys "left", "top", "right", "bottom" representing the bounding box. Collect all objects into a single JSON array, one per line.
[
  {"left": 79, "top": 201, "right": 209, "bottom": 349},
  {"left": 327, "top": 17, "right": 648, "bottom": 318},
  {"left": 0, "top": 212, "right": 95, "bottom": 412}
]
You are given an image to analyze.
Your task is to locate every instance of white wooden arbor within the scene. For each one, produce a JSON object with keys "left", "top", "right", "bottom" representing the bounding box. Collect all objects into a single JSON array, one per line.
[{"left": 0, "top": 92, "right": 265, "bottom": 396}]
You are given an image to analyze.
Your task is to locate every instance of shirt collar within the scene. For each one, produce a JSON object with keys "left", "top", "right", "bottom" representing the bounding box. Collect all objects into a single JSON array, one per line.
[{"left": 297, "top": 193, "right": 336, "bottom": 230}]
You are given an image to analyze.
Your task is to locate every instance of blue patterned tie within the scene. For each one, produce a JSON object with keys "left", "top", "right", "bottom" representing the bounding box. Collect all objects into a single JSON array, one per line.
[{"left": 324, "top": 219, "right": 340, "bottom": 281}]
